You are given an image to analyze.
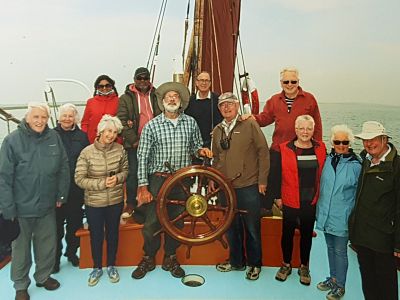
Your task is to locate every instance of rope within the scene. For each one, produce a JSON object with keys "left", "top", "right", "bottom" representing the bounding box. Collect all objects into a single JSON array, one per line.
[
  {"left": 182, "top": 0, "right": 191, "bottom": 69},
  {"left": 147, "top": 0, "right": 168, "bottom": 76}
]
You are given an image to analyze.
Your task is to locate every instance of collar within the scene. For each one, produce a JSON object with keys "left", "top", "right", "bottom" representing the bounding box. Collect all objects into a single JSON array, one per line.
[
  {"left": 221, "top": 114, "right": 240, "bottom": 135},
  {"left": 366, "top": 144, "right": 391, "bottom": 166},
  {"left": 196, "top": 91, "right": 211, "bottom": 100}
]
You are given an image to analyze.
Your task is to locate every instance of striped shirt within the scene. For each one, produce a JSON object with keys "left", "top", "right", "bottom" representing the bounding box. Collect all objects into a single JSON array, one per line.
[{"left": 137, "top": 113, "right": 203, "bottom": 186}]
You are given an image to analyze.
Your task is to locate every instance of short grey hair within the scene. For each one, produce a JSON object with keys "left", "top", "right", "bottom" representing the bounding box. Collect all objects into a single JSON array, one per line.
[
  {"left": 97, "top": 114, "right": 123, "bottom": 135},
  {"left": 280, "top": 67, "right": 299, "bottom": 80},
  {"left": 58, "top": 103, "right": 80, "bottom": 124},
  {"left": 26, "top": 102, "right": 50, "bottom": 118},
  {"left": 330, "top": 124, "right": 355, "bottom": 144},
  {"left": 295, "top": 114, "right": 315, "bottom": 128}
]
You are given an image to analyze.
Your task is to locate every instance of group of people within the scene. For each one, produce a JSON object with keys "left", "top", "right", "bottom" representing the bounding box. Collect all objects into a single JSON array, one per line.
[{"left": 0, "top": 66, "right": 398, "bottom": 300}]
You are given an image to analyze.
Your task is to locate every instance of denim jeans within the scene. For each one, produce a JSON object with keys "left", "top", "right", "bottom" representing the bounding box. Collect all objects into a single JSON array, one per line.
[
  {"left": 324, "top": 233, "right": 349, "bottom": 288},
  {"left": 86, "top": 202, "right": 123, "bottom": 268},
  {"left": 227, "top": 184, "right": 262, "bottom": 267},
  {"left": 126, "top": 148, "right": 138, "bottom": 206}
]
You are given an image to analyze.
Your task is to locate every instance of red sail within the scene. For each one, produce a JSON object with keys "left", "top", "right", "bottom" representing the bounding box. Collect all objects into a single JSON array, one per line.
[{"left": 201, "top": 0, "right": 241, "bottom": 94}]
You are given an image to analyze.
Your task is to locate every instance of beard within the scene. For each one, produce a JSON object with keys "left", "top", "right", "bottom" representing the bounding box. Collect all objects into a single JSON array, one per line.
[{"left": 163, "top": 102, "right": 180, "bottom": 113}]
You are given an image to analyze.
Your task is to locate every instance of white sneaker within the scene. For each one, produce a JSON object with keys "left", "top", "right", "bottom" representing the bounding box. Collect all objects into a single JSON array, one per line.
[{"left": 88, "top": 268, "right": 103, "bottom": 287}]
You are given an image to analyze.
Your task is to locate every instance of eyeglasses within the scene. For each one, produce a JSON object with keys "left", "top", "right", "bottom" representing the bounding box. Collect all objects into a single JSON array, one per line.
[
  {"left": 219, "top": 102, "right": 235, "bottom": 108},
  {"left": 197, "top": 79, "right": 211, "bottom": 83},
  {"left": 282, "top": 80, "right": 298, "bottom": 84},
  {"left": 333, "top": 140, "right": 350, "bottom": 145},
  {"left": 165, "top": 94, "right": 180, "bottom": 100},
  {"left": 136, "top": 76, "right": 150, "bottom": 81},
  {"left": 97, "top": 84, "right": 112, "bottom": 89}
]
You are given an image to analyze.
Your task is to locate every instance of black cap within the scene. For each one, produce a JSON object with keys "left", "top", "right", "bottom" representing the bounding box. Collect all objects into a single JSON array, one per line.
[
  {"left": 0, "top": 216, "right": 20, "bottom": 244},
  {"left": 134, "top": 67, "right": 150, "bottom": 79}
]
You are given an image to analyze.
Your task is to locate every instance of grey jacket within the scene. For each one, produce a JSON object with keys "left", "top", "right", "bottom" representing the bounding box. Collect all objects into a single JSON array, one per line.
[{"left": 0, "top": 119, "right": 70, "bottom": 219}]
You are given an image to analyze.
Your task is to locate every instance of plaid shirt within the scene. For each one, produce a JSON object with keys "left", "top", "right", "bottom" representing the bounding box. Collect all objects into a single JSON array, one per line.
[{"left": 137, "top": 113, "right": 203, "bottom": 186}]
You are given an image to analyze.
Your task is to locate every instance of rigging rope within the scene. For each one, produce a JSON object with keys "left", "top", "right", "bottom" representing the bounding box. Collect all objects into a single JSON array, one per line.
[
  {"left": 147, "top": 0, "right": 168, "bottom": 79},
  {"left": 182, "top": 0, "right": 191, "bottom": 70}
]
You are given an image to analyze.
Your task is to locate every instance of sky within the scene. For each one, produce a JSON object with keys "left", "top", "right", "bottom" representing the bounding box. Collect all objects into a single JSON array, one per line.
[{"left": 1, "top": 0, "right": 399, "bottom": 106}]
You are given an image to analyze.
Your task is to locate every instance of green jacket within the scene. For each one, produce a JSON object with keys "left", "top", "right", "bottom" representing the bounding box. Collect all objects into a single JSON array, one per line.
[
  {"left": 117, "top": 84, "right": 161, "bottom": 149},
  {"left": 349, "top": 143, "right": 400, "bottom": 253},
  {"left": 0, "top": 119, "right": 70, "bottom": 219}
]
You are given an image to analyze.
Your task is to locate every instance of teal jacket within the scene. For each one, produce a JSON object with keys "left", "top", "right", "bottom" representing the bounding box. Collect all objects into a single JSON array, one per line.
[
  {"left": 349, "top": 143, "right": 400, "bottom": 253},
  {"left": 0, "top": 119, "right": 70, "bottom": 219},
  {"left": 316, "top": 150, "right": 362, "bottom": 237}
]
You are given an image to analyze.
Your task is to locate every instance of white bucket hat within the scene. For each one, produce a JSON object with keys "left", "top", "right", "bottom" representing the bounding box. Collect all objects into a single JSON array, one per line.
[{"left": 354, "top": 121, "right": 390, "bottom": 140}]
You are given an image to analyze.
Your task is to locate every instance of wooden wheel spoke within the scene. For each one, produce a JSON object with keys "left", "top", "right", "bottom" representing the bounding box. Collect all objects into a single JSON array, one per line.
[
  {"left": 178, "top": 180, "right": 191, "bottom": 196},
  {"left": 190, "top": 216, "right": 198, "bottom": 237},
  {"left": 166, "top": 199, "right": 186, "bottom": 206},
  {"left": 170, "top": 211, "right": 188, "bottom": 225},
  {"left": 207, "top": 204, "right": 228, "bottom": 212},
  {"left": 205, "top": 186, "right": 222, "bottom": 199},
  {"left": 201, "top": 214, "right": 216, "bottom": 231}
]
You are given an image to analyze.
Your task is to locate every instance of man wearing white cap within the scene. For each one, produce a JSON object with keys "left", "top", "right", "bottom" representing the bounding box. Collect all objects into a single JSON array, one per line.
[{"left": 349, "top": 121, "right": 399, "bottom": 300}]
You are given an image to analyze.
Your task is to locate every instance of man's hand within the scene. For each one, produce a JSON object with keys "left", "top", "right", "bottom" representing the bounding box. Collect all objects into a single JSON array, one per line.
[
  {"left": 198, "top": 148, "right": 213, "bottom": 158},
  {"left": 137, "top": 185, "right": 153, "bottom": 207},
  {"left": 394, "top": 251, "right": 400, "bottom": 258},
  {"left": 56, "top": 201, "right": 63, "bottom": 208},
  {"left": 240, "top": 114, "right": 255, "bottom": 121},
  {"left": 208, "top": 180, "right": 216, "bottom": 193},
  {"left": 258, "top": 184, "right": 267, "bottom": 195}
]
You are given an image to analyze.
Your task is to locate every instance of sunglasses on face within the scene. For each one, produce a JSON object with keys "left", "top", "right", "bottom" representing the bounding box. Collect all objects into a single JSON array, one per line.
[
  {"left": 97, "top": 84, "right": 112, "bottom": 89},
  {"left": 136, "top": 76, "right": 150, "bottom": 81},
  {"left": 282, "top": 80, "right": 298, "bottom": 84},
  {"left": 333, "top": 140, "right": 350, "bottom": 145}
]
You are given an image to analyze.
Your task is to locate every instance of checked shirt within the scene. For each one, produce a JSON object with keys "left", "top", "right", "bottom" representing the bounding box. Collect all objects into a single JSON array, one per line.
[{"left": 137, "top": 113, "right": 203, "bottom": 186}]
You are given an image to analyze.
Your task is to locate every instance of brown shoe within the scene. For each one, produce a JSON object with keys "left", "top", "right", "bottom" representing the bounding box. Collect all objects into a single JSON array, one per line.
[
  {"left": 275, "top": 263, "right": 292, "bottom": 282},
  {"left": 131, "top": 256, "right": 155, "bottom": 279},
  {"left": 15, "top": 290, "right": 30, "bottom": 300},
  {"left": 298, "top": 265, "right": 311, "bottom": 285},
  {"left": 35, "top": 277, "right": 60, "bottom": 290},
  {"left": 162, "top": 254, "right": 185, "bottom": 278}
]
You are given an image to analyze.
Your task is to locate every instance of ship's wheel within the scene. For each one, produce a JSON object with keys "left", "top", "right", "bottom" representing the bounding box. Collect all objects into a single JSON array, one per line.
[{"left": 156, "top": 164, "right": 240, "bottom": 257}]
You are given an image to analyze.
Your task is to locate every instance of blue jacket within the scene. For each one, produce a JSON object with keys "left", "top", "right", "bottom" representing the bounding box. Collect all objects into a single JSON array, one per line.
[
  {"left": 316, "top": 150, "right": 361, "bottom": 237},
  {"left": 0, "top": 119, "right": 70, "bottom": 219}
]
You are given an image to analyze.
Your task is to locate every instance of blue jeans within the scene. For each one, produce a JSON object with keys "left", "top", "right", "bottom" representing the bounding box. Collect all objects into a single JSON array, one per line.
[
  {"left": 86, "top": 202, "right": 123, "bottom": 268},
  {"left": 227, "top": 184, "right": 262, "bottom": 267},
  {"left": 324, "top": 233, "right": 349, "bottom": 288}
]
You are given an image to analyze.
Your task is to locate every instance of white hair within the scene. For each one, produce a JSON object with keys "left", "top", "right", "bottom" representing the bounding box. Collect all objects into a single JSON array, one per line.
[
  {"left": 280, "top": 67, "right": 300, "bottom": 80},
  {"left": 295, "top": 114, "right": 315, "bottom": 128},
  {"left": 330, "top": 124, "right": 355, "bottom": 144},
  {"left": 97, "top": 114, "right": 123, "bottom": 135},
  {"left": 58, "top": 103, "right": 80, "bottom": 124},
  {"left": 26, "top": 102, "right": 50, "bottom": 117}
]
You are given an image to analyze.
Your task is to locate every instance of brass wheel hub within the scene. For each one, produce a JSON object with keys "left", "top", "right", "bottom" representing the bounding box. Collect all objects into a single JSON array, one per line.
[{"left": 186, "top": 194, "right": 208, "bottom": 217}]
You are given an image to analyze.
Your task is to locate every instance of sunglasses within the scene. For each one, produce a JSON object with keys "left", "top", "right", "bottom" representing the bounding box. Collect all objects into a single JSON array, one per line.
[
  {"left": 136, "top": 76, "right": 150, "bottom": 81},
  {"left": 97, "top": 84, "right": 112, "bottom": 89},
  {"left": 282, "top": 80, "right": 298, "bottom": 84},
  {"left": 333, "top": 140, "right": 350, "bottom": 145}
]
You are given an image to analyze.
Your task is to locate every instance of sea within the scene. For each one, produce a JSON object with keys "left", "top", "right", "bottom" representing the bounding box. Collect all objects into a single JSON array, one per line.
[{"left": 0, "top": 102, "right": 399, "bottom": 154}]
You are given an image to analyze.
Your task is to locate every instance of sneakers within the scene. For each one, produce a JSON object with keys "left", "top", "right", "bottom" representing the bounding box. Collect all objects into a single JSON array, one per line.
[
  {"left": 326, "top": 287, "right": 345, "bottom": 300},
  {"left": 88, "top": 268, "right": 103, "bottom": 286},
  {"left": 275, "top": 263, "right": 292, "bottom": 281},
  {"left": 107, "top": 266, "right": 120, "bottom": 283},
  {"left": 216, "top": 261, "right": 246, "bottom": 272},
  {"left": 162, "top": 254, "right": 185, "bottom": 278},
  {"left": 317, "top": 277, "right": 336, "bottom": 291},
  {"left": 132, "top": 256, "right": 155, "bottom": 279},
  {"left": 298, "top": 265, "right": 311, "bottom": 285},
  {"left": 246, "top": 266, "right": 261, "bottom": 280}
]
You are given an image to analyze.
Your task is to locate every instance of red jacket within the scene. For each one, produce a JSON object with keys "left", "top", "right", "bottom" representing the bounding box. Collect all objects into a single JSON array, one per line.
[
  {"left": 81, "top": 94, "right": 119, "bottom": 143},
  {"left": 255, "top": 87, "right": 322, "bottom": 152},
  {"left": 279, "top": 140, "right": 326, "bottom": 208}
]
